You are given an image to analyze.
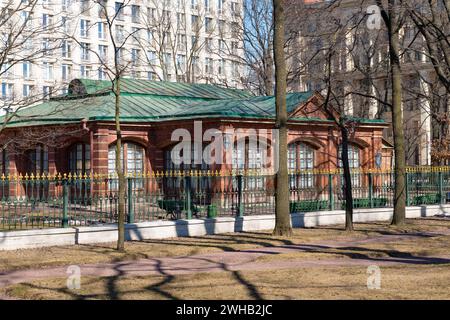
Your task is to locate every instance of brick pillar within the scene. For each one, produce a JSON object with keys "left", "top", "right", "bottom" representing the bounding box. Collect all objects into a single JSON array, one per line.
[
  {"left": 7, "top": 149, "right": 19, "bottom": 198},
  {"left": 47, "top": 147, "right": 57, "bottom": 198},
  {"left": 92, "top": 128, "right": 110, "bottom": 195}
]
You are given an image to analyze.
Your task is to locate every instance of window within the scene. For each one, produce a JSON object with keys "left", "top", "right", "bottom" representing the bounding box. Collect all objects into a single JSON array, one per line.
[
  {"left": 80, "top": 19, "right": 89, "bottom": 37},
  {"left": 131, "top": 5, "right": 140, "bottom": 23},
  {"left": 164, "top": 144, "right": 211, "bottom": 196},
  {"left": 98, "top": 22, "right": 106, "bottom": 39},
  {"left": 61, "top": 64, "right": 71, "bottom": 81},
  {"left": 288, "top": 142, "right": 315, "bottom": 188},
  {"left": 42, "top": 13, "right": 52, "bottom": 27},
  {"left": 176, "top": 54, "right": 186, "bottom": 70},
  {"left": 115, "top": 25, "right": 124, "bottom": 42},
  {"left": 218, "top": 20, "right": 225, "bottom": 34},
  {"left": 177, "top": 13, "right": 186, "bottom": 29},
  {"left": 42, "top": 86, "right": 53, "bottom": 99},
  {"left": 42, "top": 38, "right": 51, "bottom": 56},
  {"left": 205, "top": 17, "right": 213, "bottom": 32},
  {"left": 98, "top": 44, "right": 107, "bottom": 61},
  {"left": 131, "top": 27, "right": 140, "bottom": 43},
  {"left": 338, "top": 144, "right": 361, "bottom": 187},
  {"left": 191, "top": 15, "right": 199, "bottom": 31},
  {"left": 0, "top": 149, "right": 8, "bottom": 175},
  {"left": 131, "top": 49, "right": 140, "bottom": 66},
  {"left": 80, "top": 0, "right": 90, "bottom": 13},
  {"left": 27, "top": 146, "right": 49, "bottom": 174},
  {"left": 23, "top": 84, "right": 32, "bottom": 97},
  {"left": 232, "top": 139, "right": 267, "bottom": 190},
  {"left": 218, "top": 59, "right": 225, "bottom": 75},
  {"left": 205, "top": 58, "right": 213, "bottom": 74},
  {"left": 23, "top": 61, "right": 31, "bottom": 79},
  {"left": 1, "top": 83, "right": 13, "bottom": 100},
  {"left": 43, "top": 62, "right": 53, "bottom": 80},
  {"left": 108, "top": 143, "right": 145, "bottom": 189},
  {"left": 217, "top": 0, "right": 224, "bottom": 12},
  {"left": 164, "top": 53, "right": 172, "bottom": 68},
  {"left": 108, "top": 143, "right": 144, "bottom": 174},
  {"left": 61, "top": 16, "right": 69, "bottom": 33},
  {"left": 115, "top": 2, "right": 124, "bottom": 20},
  {"left": 80, "top": 65, "right": 91, "bottom": 78},
  {"left": 69, "top": 143, "right": 91, "bottom": 174},
  {"left": 205, "top": 37, "right": 213, "bottom": 51},
  {"left": 80, "top": 42, "right": 90, "bottom": 60},
  {"left": 61, "top": 40, "right": 71, "bottom": 58},
  {"left": 62, "top": 0, "right": 70, "bottom": 11},
  {"left": 98, "top": 67, "right": 107, "bottom": 80},
  {"left": 204, "top": 0, "right": 211, "bottom": 12},
  {"left": 147, "top": 71, "right": 157, "bottom": 80},
  {"left": 147, "top": 50, "right": 157, "bottom": 64}
]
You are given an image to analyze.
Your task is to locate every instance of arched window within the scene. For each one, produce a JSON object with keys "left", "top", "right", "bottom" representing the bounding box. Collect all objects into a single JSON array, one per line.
[
  {"left": 288, "top": 142, "right": 315, "bottom": 188},
  {"left": 164, "top": 144, "right": 210, "bottom": 172},
  {"left": 164, "top": 144, "right": 211, "bottom": 192},
  {"left": 338, "top": 144, "right": 361, "bottom": 187},
  {"left": 232, "top": 139, "right": 268, "bottom": 191},
  {"left": 108, "top": 142, "right": 145, "bottom": 174},
  {"left": 0, "top": 148, "right": 8, "bottom": 175},
  {"left": 69, "top": 143, "right": 91, "bottom": 174},
  {"left": 27, "top": 145, "right": 49, "bottom": 174},
  {"left": 338, "top": 144, "right": 360, "bottom": 169}
]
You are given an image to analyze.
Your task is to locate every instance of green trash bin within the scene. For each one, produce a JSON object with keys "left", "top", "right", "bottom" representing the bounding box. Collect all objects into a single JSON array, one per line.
[{"left": 207, "top": 205, "right": 217, "bottom": 218}]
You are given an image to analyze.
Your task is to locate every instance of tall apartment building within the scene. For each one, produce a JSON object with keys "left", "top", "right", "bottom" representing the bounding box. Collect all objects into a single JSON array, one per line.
[
  {"left": 0, "top": 0, "right": 244, "bottom": 106},
  {"left": 286, "top": 0, "right": 449, "bottom": 166}
]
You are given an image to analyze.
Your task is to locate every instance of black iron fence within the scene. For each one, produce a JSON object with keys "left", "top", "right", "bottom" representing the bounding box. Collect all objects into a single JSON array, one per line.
[{"left": 1, "top": 168, "right": 449, "bottom": 231}]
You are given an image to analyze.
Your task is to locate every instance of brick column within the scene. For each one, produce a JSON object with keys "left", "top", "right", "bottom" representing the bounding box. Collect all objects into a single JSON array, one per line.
[
  {"left": 47, "top": 147, "right": 57, "bottom": 198},
  {"left": 6, "top": 149, "right": 19, "bottom": 198},
  {"left": 92, "top": 128, "right": 110, "bottom": 195}
]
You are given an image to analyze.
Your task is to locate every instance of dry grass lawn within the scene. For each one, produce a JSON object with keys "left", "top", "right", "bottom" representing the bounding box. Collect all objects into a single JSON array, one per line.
[
  {"left": 1, "top": 218, "right": 449, "bottom": 272},
  {"left": 1, "top": 217, "right": 449, "bottom": 300},
  {"left": 3, "top": 264, "right": 450, "bottom": 300}
]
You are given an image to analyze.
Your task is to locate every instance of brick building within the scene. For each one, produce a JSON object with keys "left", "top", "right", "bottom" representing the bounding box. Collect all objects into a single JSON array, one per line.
[{"left": 0, "top": 78, "right": 390, "bottom": 197}]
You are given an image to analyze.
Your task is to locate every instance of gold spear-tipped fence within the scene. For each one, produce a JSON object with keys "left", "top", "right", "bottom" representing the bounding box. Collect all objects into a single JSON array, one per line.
[{"left": 0, "top": 166, "right": 449, "bottom": 231}]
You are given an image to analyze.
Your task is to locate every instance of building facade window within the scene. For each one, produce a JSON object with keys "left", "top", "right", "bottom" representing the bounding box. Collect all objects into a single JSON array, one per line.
[
  {"left": 108, "top": 142, "right": 145, "bottom": 189},
  {"left": 338, "top": 144, "right": 361, "bottom": 188},
  {"left": 27, "top": 145, "right": 49, "bottom": 175},
  {"left": 69, "top": 143, "right": 91, "bottom": 175},
  {"left": 232, "top": 139, "right": 267, "bottom": 190},
  {"left": 0, "top": 149, "right": 9, "bottom": 176},
  {"left": 1, "top": 83, "right": 14, "bottom": 100},
  {"left": 288, "top": 142, "right": 315, "bottom": 189}
]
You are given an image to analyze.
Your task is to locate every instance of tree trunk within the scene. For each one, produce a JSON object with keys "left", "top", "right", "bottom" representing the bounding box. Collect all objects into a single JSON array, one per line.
[
  {"left": 389, "top": 2, "right": 406, "bottom": 226},
  {"left": 341, "top": 125, "right": 354, "bottom": 231},
  {"left": 272, "top": 0, "right": 292, "bottom": 237},
  {"left": 115, "top": 78, "right": 126, "bottom": 251}
]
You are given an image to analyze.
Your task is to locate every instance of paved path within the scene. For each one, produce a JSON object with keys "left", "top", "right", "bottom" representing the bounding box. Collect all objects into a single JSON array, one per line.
[{"left": 1, "top": 229, "right": 450, "bottom": 299}]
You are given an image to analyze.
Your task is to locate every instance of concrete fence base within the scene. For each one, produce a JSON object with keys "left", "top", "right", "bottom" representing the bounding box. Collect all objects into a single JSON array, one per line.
[{"left": 1, "top": 205, "right": 449, "bottom": 251}]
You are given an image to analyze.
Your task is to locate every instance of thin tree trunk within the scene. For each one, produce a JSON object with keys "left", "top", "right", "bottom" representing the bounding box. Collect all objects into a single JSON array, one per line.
[
  {"left": 341, "top": 126, "right": 354, "bottom": 231},
  {"left": 115, "top": 78, "right": 126, "bottom": 251},
  {"left": 272, "top": 0, "right": 292, "bottom": 237},
  {"left": 389, "top": 2, "right": 406, "bottom": 226}
]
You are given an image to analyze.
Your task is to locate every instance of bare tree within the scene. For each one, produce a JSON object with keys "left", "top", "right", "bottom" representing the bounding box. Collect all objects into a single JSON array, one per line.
[
  {"left": 66, "top": 0, "right": 141, "bottom": 251},
  {"left": 272, "top": 0, "right": 292, "bottom": 236}
]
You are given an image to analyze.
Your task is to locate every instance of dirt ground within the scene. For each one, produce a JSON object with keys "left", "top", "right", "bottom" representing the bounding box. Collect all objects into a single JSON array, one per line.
[{"left": 0, "top": 217, "right": 449, "bottom": 300}]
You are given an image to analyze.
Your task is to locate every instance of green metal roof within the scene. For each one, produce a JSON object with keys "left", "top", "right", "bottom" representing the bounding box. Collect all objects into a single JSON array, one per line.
[
  {"left": 1, "top": 79, "right": 386, "bottom": 128},
  {"left": 68, "top": 78, "right": 253, "bottom": 100}
]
